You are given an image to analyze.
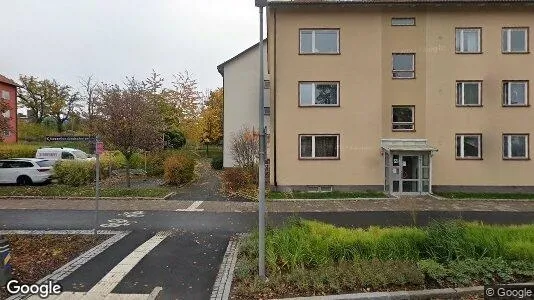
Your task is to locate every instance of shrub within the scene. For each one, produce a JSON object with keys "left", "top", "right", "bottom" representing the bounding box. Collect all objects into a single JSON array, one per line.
[
  {"left": 54, "top": 160, "right": 96, "bottom": 186},
  {"left": 17, "top": 121, "right": 55, "bottom": 142},
  {"left": 0, "top": 144, "right": 39, "bottom": 159},
  {"left": 100, "top": 151, "right": 127, "bottom": 170},
  {"left": 163, "top": 154, "right": 196, "bottom": 185},
  {"left": 222, "top": 167, "right": 257, "bottom": 193},
  {"left": 211, "top": 155, "right": 223, "bottom": 170},
  {"left": 164, "top": 130, "right": 186, "bottom": 149},
  {"left": 129, "top": 152, "right": 145, "bottom": 169}
]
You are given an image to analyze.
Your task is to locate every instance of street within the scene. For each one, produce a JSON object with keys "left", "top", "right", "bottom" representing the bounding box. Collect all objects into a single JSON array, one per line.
[{"left": 1, "top": 208, "right": 533, "bottom": 299}]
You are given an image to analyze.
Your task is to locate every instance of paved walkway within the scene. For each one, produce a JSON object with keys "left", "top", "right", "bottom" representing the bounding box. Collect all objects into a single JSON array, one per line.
[
  {"left": 0, "top": 197, "right": 532, "bottom": 212},
  {"left": 168, "top": 158, "right": 224, "bottom": 201}
]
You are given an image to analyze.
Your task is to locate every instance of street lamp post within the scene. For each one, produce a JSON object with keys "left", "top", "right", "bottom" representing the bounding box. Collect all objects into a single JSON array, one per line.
[{"left": 255, "top": 0, "right": 267, "bottom": 281}]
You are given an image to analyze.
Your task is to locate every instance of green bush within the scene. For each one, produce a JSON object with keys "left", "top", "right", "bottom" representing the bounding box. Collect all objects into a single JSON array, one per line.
[
  {"left": 17, "top": 121, "right": 55, "bottom": 142},
  {"left": 418, "top": 258, "right": 534, "bottom": 286},
  {"left": 54, "top": 160, "right": 96, "bottom": 186},
  {"left": 100, "top": 151, "right": 127, "bottom": 170},
  {"left": 163, "top": 153, "right": 196, "bottom": 185},
  {"left": 211, "top": 155, "right": 223, "bottom": 170},
  {"left": 164, "top": 130, "right": 186, "bottom": 149},
  {"left": 0, "top": 144, "right": 39, "bottom": 159},
  {"left": 129, "top": 152, "right": 145, "bottom": 169}
]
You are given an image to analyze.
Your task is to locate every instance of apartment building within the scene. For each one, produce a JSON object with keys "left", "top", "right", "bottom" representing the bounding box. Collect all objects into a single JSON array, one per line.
[
  {"left": 0, "top": 74, "right": 18, "bottom": 144},
  {"left": 266, "top": 0, "right": 534, "bottom": 194}
]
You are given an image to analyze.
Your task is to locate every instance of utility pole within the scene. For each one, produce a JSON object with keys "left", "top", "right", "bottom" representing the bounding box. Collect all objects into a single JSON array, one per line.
[{"left": 255, "top": 0, "right": 267, "bottom": 281}]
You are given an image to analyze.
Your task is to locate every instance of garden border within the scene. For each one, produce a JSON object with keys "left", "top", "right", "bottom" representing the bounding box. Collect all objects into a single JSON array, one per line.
[
  {"left": 227, "top": 235, "right": 533, "bottom": 300},
  {"left": 2, "top": 230, "right": 130, "bottom": 300},
  {"left": 210, "top": 233, "right": 244, "bottom": 300}
]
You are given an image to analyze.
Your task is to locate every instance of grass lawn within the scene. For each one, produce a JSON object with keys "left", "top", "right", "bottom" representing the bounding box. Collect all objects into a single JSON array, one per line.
[
  {"left": 0, "top": 185, "right": 172, "bottom": 198},
  {"left": 0, "top": 234, "right": 106, "bottom": 299},
  {"left": 437, "top": 192, "right": 534, "bottom": 200},
  {"left": 232, "top": 219, "right": 534, "bottom": 299},
  {"left": 268, "top": 190, "right": 387, "bottom": 199}
]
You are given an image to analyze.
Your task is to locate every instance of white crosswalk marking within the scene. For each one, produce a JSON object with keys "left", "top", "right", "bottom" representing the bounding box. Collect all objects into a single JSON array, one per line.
[
  {"left": 175, "top": 201, "right": 204, "bottom": 211},
  {"left": 83, "top": 231, "right": 171, "bottom": 298}
]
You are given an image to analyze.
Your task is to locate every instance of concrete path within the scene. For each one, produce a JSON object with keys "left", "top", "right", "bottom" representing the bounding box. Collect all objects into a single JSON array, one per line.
[{"left": 0, "top": 197, "right": 533, "bottom": 212}]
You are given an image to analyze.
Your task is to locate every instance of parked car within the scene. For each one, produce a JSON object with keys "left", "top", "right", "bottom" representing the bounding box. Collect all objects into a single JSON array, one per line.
[
  {"left": 0, "top": 158, "right": 54, "bottom": 185},
  {"left": 35, "top": 147, "right": 93, "bottom": 161}
]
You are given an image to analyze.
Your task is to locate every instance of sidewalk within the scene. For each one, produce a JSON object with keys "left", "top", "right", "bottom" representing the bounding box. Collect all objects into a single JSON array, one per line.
[{"left": 0, "top": 197, "right": 532, "bottom": 212}]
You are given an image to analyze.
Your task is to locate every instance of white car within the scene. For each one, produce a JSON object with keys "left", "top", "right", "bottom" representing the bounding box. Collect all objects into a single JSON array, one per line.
[
  {"left": 35, "top": 147, "right": 94, "bottom": 161},
  {"left": 0, "top": 158, "right": 54, "bottom": 185}
]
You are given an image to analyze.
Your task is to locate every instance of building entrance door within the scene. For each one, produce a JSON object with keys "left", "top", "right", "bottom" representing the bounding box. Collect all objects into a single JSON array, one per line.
[{"left": 386, "top": 152, "right": 431, "bottom": 195}]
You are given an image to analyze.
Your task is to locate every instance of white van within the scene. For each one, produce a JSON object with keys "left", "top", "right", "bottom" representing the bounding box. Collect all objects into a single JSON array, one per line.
[{"left": 35, "top": 148, "right": 92, "bottom": 161}]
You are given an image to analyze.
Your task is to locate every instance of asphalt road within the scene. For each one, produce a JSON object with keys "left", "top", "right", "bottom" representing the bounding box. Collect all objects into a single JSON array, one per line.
[
  {"left": 1, "top": 210, "right": 533, "bottom": 231},
  {"left": 2, "top": 210, "right": 533, "bottom": 300}
]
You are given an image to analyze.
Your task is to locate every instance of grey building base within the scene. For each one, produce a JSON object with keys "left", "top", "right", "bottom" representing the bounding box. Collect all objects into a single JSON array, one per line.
[
  {"left": 271, "top": 185, "right": 534, "bottom": 194},
  {"left": 433, "top": 185, "right": 534, "bottom": 193},
  {"left": 271, "top": 185, "right": 383, "bottom": 193}
]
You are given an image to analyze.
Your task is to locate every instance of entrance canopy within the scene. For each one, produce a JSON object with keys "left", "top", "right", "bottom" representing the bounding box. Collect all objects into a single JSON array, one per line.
[{"left": 381, "top": 139, "right": 438, "bottom": 153}]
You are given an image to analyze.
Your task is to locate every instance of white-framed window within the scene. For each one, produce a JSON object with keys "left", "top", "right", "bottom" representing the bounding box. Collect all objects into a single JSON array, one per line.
[
  {"left": 391, "top": 18, "right": 415, "bottom": 26},
  {"left": 2, "top": 130, "right": 9, "bottom": 136},
  {"left": 2, "top": 110, "right": 10, "bottom": 118},
  {"left": 456, "top": 134, "right": 482, "bottom": 159},
  {"left": 299, "top": 134, "right": 339, "bottom": 159},
  {"left": 503, "top": 81, "right": 528, "bottom": 106},
  {"left": 299, "top": 82, "right": 339, "bottom": 106},
  {"left": 1, "top": 91, "right": 9, "bottom": 100},
  {"left": 392, "top": 53, "right": 415, "bottom": 79},
  {"left": 455, "top": 28, "right": 481, "bottom": 53},
  {"left": 503, "top": 134, "right": 529, "bottom": 159},
  {"left": 299, "top": 29, "right": 340, "bottom": 54},
  {"left": 502, "top": 28, "right": 529, "bottom": 53},
  {"left": 456, "top": 81, "right": 482, "bottom": 106},
  {"left": 392, "top": 106, "right": 415, "bottom": 131}
]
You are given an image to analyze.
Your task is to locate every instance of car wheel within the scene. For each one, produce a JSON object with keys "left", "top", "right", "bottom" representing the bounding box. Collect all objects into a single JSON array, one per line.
[{"left": 16, "top": 176, "right": 33, "bottom": 186}]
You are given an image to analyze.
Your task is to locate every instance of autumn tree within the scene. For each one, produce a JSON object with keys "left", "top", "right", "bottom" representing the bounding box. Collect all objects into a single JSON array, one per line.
[
  {"left": 47, "top": 81, "right": 80, "bottom": 132},
  {"left": 96, "top": 77, "right": 164, "bottom": 187},
  {"left": 199, "top": 88, "right": 223, "bottom": 146},
  {"left": 170, "top": 72, "right": 203, "bottom": 144},
  {"left": 18, "top": 75, "right": 49, "bottom": 123},
  {"left": 18, "top": 75, "right": 80, "bottom": 132},
  {"left": 145, "top": 70, "right": 180, "bottom": 132},
  {"left": 80, "top": 75, "right": 99, "bottom": 133}
]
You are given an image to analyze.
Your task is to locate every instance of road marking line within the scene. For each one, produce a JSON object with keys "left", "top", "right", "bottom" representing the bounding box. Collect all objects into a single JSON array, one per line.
[
  {"left": 175, "top": 200, "right": 204, "bottom": 211},
  {"left": 85, "top": 231, "right": 171, "bottom": 298}
]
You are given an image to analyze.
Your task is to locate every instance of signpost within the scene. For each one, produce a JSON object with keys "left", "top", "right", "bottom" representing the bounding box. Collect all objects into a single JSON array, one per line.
[{"left": 45, "top": 136, "right": 101, "bottom": 234}]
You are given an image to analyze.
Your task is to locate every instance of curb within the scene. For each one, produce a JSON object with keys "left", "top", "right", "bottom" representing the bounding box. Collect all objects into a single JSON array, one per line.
[
  {"left": 274, "top": 286, "right": 484, "bottom": 300},
  {"left": 163, "top": 192, "right": 177, "bottom": 200},
  {"left": 269, "top": 198, "right": 393, "bottom": 202},
  {"left": 0, "top": 196, "right": 167, "bottom": 201},
  {"left": 210, "top": 233, "right": 244, "bottom": 300}
]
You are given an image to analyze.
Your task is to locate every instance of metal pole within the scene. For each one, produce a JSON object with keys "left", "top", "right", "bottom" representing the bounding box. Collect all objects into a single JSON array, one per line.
[
  {"left": 94, "top": 138, "right": 100, "bottom": 235},
  {"left": 257, "top": 4, "right": 267, "bottom": 281}
]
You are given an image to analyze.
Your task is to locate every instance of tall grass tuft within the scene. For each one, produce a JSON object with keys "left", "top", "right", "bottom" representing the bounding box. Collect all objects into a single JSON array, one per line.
[{"left": 244, "top": 219, "right": 534, "bottom": 273}]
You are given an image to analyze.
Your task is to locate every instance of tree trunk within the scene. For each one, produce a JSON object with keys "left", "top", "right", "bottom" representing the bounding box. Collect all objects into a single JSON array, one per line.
[{"left": 125, "top": 158, "right": 131, "bottom": 188}]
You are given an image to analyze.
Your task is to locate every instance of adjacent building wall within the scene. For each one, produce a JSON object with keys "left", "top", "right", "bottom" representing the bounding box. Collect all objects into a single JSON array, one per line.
[{"left": 221, "top": 45, "right": 269, "bottom": 168}]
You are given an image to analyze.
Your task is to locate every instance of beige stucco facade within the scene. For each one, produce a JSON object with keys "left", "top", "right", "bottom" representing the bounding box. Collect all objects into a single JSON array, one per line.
[{"left": 267, "top": 3, "right": 534, "bottom": 192}]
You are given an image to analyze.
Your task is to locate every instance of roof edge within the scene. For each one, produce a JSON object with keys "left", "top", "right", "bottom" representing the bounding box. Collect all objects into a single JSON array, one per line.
[{"left": 217, "top": 39, "right": 268, "bottom": 76}]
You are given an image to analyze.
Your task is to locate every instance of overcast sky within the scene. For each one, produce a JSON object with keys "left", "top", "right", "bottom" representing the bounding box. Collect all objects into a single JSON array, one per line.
[{"left": 0, "top": 0, "right": 261, "bottom": 92}]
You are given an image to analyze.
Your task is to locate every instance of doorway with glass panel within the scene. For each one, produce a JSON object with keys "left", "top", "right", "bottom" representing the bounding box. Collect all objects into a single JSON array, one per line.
[{"left": 384, "top": 152, "right": 431, "bottom": 195}]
